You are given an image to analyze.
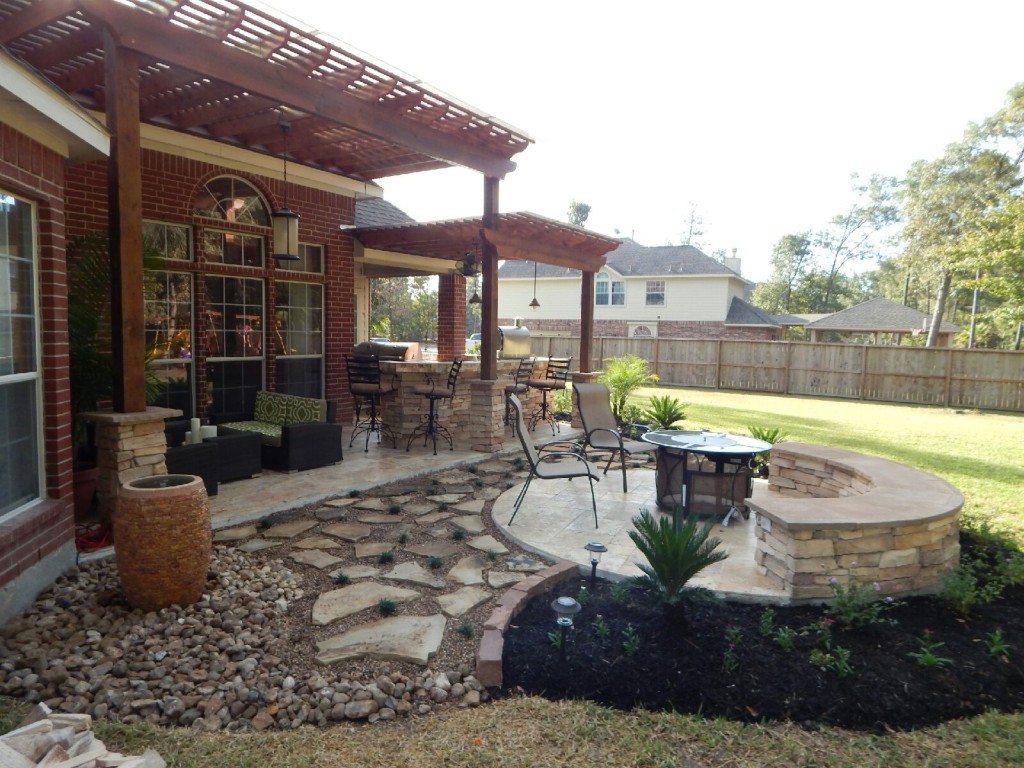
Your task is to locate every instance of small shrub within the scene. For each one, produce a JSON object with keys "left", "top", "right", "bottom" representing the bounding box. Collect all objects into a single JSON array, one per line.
[
  {"left": 627, "top": 508, "right": 728, "bottom": 612},
  {"left": 378, "top": 550, "right": 395, "bottom": 564},
  {"left": 378, "top": 599, "right": 397, "bottom": 616},
  {"left": 576, "top": 587, "right": 590, "bottom": 607},
  {"left": 622, "top": 624, "right": 641, "bottom": 657},
  {"left": 547, "top": 629, "right": 564, "bottom": 650},
  {"left": 940, "top": 556, "right": 1004, "bottom": 617},
  {"left": 348, "top": 489, "right": 361, "bottom": 498},
  {"left": 439, "top": 502, "right": 450, "bottom": 511},
  {"left": 486, "top": 550, "right": 498, "bottom": 561},
  {"left": 825, "top": 568, "right": 894, "bottom": 629},
  {"left": 512, "top": 457, "right": 524, "bottom": 471},
  {"left": 388, "top": 503, "right": 402, "bottom": 515},
  {"left": 333, "top": 572, "right": 351, "bottom": 585},
  {"left": 552, "top": 386, "right": 573, "bottom": 415},
  {"left": 398, "top": 531, "right": 409, "bottom": 544},
  {"left": 908, "top": 629, "right": 953, "bottom": 668},
  {"left": 593, "top": 616, "right": 611, "bottom": 640},
  {"left": 774, "top": 625, "right": 797, "bottom": 652},
  {"left": 758, "top": 607, "right": 776, "bottom": 636},
  {"left": 599, "top": 354, "right": 658, "bottom": 420},
  {"left": 722, "top": 626, "right": 742, "bottom": 674},
  {"left": 810, "top": 646, "right": 853, "bottom": 678},
  {"left": 466, "top": 465, "right": 479, "bottom": 475},
  {"left": 428, "top": 555, "right": 444, "bottom": 570},
  {"left": 987, "top": 629, "right": 1012, "bottom": 659},
  {"left": 457, "top": 622, "right": 474, "bottom": 639},
  {"left": 641, "top": 395, "right": 687, "bottom": 429},
  {"left": 451, "top": 528, "right": 467, "bottom": 541},
  {"left": 609, "top": 581, "right": 633, "bottom": 603}
]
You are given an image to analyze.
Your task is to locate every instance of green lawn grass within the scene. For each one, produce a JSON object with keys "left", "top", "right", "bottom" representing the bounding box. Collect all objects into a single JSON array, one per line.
[{"left": 631, "top": 386, "right": 1024, "bottom": 542}]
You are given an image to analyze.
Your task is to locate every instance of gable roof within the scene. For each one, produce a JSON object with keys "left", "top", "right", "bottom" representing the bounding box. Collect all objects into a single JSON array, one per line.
[
  {"left": 806, "top": 298, "right": 960, "bottom": 332},
  {"left": 355, "top": 198, "right": 415, "bottom": 228},
  {"left": 497, "top": 238, "right": 747, "bottom": 280},
  {"left": 725, "top": 297, "right": 780, "bottom": 327},
  {"left": 0, "top": 0, "right": 532, "bottom": 181}
]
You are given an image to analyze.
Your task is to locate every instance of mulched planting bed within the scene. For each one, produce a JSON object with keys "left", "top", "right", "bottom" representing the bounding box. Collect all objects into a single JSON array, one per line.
[{"left": 502, "top": 540, "right": 1024, "bottom": 731}]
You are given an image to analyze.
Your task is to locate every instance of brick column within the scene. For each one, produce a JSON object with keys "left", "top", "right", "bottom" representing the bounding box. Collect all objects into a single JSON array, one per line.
[
  {"left": 469, "top": 378, "right": 506, "bottom": 453},
  {"left": 437, "top": 274, "right": 467, "bottom": 362},
  {"left": 87, "top": 407, "right": 180, "bottom": 525}
]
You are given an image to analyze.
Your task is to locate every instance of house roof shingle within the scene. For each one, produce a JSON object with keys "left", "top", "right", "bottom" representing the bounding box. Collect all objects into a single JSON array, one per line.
[
  {"left": 805, "top": 298, "right": 959, "bottom": 332},
  {"left": 725, "top": 297, "right": 780, "bottom": 326},
  {"left": 497, "top": 239, "right": 746, "bottom": 280},
  {"left": 354, "top": 198, "right": 416, "bottom": 228}
]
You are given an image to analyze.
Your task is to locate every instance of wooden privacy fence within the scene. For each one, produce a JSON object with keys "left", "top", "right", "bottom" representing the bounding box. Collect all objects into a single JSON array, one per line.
[{"left": 528, "top": 336, "right": 1024, "bottom": 413}]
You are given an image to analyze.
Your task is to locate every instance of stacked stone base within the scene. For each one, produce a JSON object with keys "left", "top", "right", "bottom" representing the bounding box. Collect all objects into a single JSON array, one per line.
[{"left": 748, "top": 442, "right": 963, "bottom": 603}]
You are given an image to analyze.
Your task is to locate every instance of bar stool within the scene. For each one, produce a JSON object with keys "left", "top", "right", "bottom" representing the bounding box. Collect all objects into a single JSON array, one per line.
[
  {"left": 406, "top": 359, "right": 463, "bottom": 455},
  {"left": 345, "top": 354, "right": 397, "bottom": 452},
  {"left": 527, "top": 356, "right": 572, "bottom": 434},
  {"left": 503, "top": 356, "right": 535, "bottom": 435}
]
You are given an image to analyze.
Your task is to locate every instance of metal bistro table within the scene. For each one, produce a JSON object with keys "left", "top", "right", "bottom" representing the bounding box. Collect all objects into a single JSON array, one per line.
[{"left": 641, "top": 429, "right": 772, "bottom": 526}]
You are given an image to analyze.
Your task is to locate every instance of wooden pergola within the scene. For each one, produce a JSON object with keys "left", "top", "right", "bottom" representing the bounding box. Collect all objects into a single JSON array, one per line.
[
  {"left": 350, "top": 211, "right": 620, "bottom": 376},
  {"left": 1, "top": 0, "right": 605, "bottom": 405}
]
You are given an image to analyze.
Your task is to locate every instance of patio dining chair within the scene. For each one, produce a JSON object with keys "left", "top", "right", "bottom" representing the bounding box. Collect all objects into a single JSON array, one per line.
[
  {"left": 506, "top": 394, "right": 601, "bottom": 528},
  {"left": 574, "top": 382, "right": 657, "bottom": 493}
]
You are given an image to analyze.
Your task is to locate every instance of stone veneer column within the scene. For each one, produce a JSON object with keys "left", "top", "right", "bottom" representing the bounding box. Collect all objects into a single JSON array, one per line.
[
  {"left": 469, "top": 378, "right": 506, "bottom": 453},
  {"left": 569, "top": 370, "right": 601, "bottom": 429},
  {"left": 86, "top": 407, "right": 181, "bottom": 525}
]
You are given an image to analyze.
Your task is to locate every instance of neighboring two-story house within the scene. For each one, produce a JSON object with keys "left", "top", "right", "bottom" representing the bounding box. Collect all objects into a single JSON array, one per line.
[{"left": 497, "top": 238, "right": 781, "bottom": 340}]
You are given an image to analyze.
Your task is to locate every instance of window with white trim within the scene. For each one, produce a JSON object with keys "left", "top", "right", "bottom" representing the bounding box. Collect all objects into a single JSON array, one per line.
[
  {"left": 595, "top": 271, "right": 625, "bottom": 306},
  {"left": 0, "top": 190, "right": 41, "bottom": 517},
  {"left": 646, "top": 280, "right": 665, "bottom": 306}
]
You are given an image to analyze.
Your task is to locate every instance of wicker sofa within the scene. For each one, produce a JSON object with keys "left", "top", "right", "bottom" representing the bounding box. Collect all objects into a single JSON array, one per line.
[{"left": 214, "top": 391, "right": 344, "bottom": 472}]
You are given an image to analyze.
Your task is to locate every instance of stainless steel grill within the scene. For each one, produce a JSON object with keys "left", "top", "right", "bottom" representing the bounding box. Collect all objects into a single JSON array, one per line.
[{"left": 498, "top": 325, "right": 531, "bottom": 358}]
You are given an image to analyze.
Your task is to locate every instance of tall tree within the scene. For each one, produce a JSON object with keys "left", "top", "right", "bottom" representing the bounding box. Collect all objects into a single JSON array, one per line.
[
  {"left": 679, "top": 202, "right": 705, "bottom": 249},
  {"left": 752, "top": 233, "right": 813, "bottom": 313},
  {"left": 813, "top": 174, "right": 899, "bottom": 312},
  {"left": 899, "top": 142, "right": 1020, "bottom": 345},
  {"left": 568, "top": 199, "right": 591, "bottom": 227}
]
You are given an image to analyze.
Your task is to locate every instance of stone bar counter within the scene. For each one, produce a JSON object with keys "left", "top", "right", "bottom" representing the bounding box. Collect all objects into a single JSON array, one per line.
[{"left": 377, "top": 358, "right": 550, "bottom": 452}]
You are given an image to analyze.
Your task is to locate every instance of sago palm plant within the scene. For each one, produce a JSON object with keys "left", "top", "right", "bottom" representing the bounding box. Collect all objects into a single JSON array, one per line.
[
  {"left": 641, "top": 394, "right": 687, "bottom": 429},
  {"left": 628, "top": 508, "right": 728, "bottom": 612}
]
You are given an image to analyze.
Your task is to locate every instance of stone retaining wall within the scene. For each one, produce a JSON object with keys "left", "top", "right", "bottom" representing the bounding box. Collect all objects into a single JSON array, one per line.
[{"left": 747, "top": 442, "right": 963, "bottom": 602}]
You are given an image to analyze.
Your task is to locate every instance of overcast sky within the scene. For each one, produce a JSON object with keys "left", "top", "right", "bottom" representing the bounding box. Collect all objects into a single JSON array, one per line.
[{"left": 259, "top": 0, "right": 1024, "bottom": 281}]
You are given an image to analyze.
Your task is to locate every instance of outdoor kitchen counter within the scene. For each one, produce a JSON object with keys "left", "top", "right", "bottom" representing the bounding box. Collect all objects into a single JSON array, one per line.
[{"left": 378, "top": 358, "right": 542, "bottom": 449}]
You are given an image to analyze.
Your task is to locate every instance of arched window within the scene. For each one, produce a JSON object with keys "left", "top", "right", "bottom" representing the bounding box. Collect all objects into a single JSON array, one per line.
[{"left": 192, "top": 176, "right": 270, "bottom": 226}]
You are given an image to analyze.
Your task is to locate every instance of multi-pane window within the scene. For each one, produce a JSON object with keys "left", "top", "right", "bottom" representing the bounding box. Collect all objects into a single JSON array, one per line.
[
  {"left": 192, "top": 176, "right": 271, "bottom": 227},
  {"left": 595, "top": 271, "right": 625, "bottom": 306},
  {"left": 646, "top": 280, "right": 665, "bottom": 306},
  {"left": 277, "top": 243, "right": 323, "bottom": 274},
  {"left": 145, "top": 270, "right": 193, "bottom": 417},
  {"left": 205, "top": 276, "right": 264, "bottom": 417},
  {"left": 143, "top": 221, "right": 191, "bottom": 261},
  {"left": 203, "top": 230, "right": 264, "bottom": 267},
  {"left": 274, "top": 281, "right": 323, "bottom": 398},
  {"left": 204, "top": 276, "right": 264, "bottom": 358},
  {"left": 0, "top": 191, "right": 40, "bottom": 517}
]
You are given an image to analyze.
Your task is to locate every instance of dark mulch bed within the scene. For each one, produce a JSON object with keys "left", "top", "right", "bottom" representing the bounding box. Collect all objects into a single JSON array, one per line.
[{"left": 501, "top": 541, "right": 1024, "bottom": 731}]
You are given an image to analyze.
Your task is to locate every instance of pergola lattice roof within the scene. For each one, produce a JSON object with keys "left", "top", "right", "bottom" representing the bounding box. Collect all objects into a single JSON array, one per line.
[{"left": 0, "top": 0, "right": 533, "bottom": 180}]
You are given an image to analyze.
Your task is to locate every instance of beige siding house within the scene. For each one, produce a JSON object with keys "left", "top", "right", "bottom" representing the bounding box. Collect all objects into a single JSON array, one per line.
[{"left": 498, "top": 239, "right": 781, "bottom": 340}]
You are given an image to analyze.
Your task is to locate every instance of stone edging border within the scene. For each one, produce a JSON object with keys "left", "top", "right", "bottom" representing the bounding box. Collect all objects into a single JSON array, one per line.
[{"left": 475, "top": 560, "right": 581, "bottom": 687}]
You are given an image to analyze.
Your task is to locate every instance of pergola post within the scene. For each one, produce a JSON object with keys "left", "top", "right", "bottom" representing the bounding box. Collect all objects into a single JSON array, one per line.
[
  {"left": 580, "top": 271, "right": 595, "bottom": 371},
  {"left": 480, "top": 176, "right": 499, "bottom": 381},
  {"left": 104, "top": 31, "right": 146, "bottom": 413}
]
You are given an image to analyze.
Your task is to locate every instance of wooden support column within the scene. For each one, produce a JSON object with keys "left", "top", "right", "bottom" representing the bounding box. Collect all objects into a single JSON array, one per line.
[
  {"left": 580, "top": 270, "right": 595, "bottom": 372},
  {"left": 104, "top": 31, "right": 146, "bottom": 412},
  {"left": 480, "top": 176, "right": 499, "bottom": 381}
]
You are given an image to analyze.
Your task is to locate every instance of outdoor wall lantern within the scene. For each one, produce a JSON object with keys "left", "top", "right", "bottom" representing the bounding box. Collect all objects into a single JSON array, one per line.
[
  {"left": 272, "top": 122, "right": 300, "bottom": 262},
  {"left": 584, "top": 541, "right": 608, "bottom": 590},
  {"left": 529, "top": 260, "right": 540, "bottom": 311},
  {"left": 551, "top": 595, "right": 581, "bottom": 659},
  {"left": 457, "top": 251, "right": 481, "bottom": 277}
]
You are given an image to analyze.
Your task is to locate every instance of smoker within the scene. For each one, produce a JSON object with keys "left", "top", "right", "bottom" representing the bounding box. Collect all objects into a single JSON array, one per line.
[{"left": 497, "top": 324, "right": 531, "bottom": 358}]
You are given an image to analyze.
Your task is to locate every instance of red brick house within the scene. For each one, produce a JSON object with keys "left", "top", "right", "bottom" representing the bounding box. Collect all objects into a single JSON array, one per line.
[{"left": 0, "top": 0, "right": 622, "bottom": 623}]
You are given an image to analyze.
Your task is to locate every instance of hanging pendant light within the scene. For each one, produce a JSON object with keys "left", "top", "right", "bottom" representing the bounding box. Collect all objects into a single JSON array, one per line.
[
  {"left": 272, "top": 122, "right": 300, "bottom": 262},
  {"left": 529, "top": 260, "right": 540, "bottom": 311},
  {"left": 468, "top": 275, "right": 482, "bottom": 305}
]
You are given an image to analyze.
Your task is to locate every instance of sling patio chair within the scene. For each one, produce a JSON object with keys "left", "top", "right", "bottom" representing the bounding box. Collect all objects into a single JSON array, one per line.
[
  {"left": 506, "top": 393, "right": 601, "bottom": 528},
  {"left": 574, "top": 382, "right": 657, "bottom": 493}
]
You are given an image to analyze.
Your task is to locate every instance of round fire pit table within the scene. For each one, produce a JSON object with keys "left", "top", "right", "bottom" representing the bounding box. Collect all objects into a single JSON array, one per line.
[{"left": 115, "top": 474, "right": 211, "bottom": 611}]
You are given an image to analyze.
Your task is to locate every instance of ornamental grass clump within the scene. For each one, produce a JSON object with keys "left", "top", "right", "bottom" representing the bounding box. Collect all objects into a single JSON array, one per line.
[{"left": 627, "top": 507, "right": 728, "bottom": 615}]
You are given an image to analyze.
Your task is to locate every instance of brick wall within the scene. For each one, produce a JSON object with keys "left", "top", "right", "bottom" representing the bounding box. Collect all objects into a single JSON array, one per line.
[
  {"left": 65, "top": 149, "right": 358, "bottom": 421},
  {"left": 0, "top": 124, "right": 76, "bottom": 613}
]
